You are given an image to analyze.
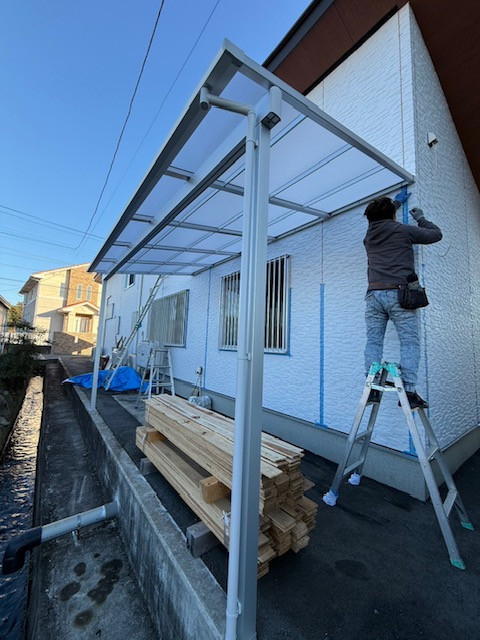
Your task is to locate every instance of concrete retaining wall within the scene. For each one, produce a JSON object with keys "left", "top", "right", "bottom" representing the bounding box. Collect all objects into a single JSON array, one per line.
[{"left": 60, "top": 360, "right": 225, "bottom": 640}]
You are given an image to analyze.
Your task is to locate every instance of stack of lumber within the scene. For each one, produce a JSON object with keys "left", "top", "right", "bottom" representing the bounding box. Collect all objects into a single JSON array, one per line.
[{"left": 137, "top": 394, "right": 318, "bottom": 577}]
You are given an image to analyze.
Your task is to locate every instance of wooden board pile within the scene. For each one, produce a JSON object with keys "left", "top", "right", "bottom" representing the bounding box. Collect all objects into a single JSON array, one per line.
[{"left": 136, "top": 394, "right": 318, "bottom": 578}]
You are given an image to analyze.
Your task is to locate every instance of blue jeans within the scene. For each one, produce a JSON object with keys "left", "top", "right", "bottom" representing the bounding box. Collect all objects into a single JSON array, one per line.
[{"left": 364, "top": 290, "right": 420, "bottom": 391}]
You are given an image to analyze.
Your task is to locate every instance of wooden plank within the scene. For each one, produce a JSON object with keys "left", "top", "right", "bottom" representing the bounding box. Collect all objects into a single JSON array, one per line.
[
  {"left": 146, "top": 403, "right": 283, "bottom": 482},
  {"left": 199, "top": 476, "right": 231, "bottom": 503},
  {"left": 266, "top": 508, "right": 296, "bottom": 533},
  {"left": 136, "top": 428, "right": 277, "bottom": 573}
]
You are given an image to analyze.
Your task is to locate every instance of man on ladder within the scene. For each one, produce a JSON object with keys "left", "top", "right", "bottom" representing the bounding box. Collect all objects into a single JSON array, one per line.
[
  {"left": 323, "top": 196, "right": 475, "bottom": 569},
  {"left": 362, "top": 196, "right": 442, "bottom": 407}
]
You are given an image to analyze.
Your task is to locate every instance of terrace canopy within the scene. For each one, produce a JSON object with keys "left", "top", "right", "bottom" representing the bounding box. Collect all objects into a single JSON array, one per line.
[{"left": 90, "top": 39, "right": 413, "bottom": 640}]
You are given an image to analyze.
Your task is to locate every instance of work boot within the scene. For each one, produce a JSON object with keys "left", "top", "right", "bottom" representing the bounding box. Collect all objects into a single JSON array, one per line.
[
  {"left": 367, "top": 389, "right": 381, "bottom": 404},
  {"left": 399, "top": 391, "right": 428, "bottom": 410}
]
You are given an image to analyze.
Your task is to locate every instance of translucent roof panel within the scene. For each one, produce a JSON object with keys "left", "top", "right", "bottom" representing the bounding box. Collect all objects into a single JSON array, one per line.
[{"left": 91, "top": 40, "right": 413, "bottom": 278}]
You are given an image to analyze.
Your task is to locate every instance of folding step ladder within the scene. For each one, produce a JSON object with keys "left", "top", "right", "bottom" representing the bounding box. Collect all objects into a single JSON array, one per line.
[
  {"left": 103, "top": 275, "right": 163, "bottom": 391},
  {"left": 323, "top": 361, "right": 474, "bottom": 569},
  {"left": 135, "top": 347, "right": 175, "bottom": 407}
]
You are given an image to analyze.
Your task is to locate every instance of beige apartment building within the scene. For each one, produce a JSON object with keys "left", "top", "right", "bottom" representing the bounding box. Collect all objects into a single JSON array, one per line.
[{"left": 20, "top": 263, "right": 101, "bottom": 355}]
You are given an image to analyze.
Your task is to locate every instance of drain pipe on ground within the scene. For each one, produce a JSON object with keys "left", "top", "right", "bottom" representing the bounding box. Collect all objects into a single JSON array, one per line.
[{"left": 2, "top": 501, "right": 119, "bottom": 575}]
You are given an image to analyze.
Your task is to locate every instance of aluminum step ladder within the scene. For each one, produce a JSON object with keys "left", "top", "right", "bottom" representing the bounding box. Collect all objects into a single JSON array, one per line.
[
  {"left": 103, "top": 275, "right": 163, "bottom": 391},
  {"left": 135, "top": 347, "right": 175, "bottom": 407},
  {"left": 323, "top": 361, "right": 474, "bottom": 570}
]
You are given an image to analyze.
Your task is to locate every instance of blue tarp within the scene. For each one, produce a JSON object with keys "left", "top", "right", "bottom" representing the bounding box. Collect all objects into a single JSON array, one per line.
[{"left": 64, "top": 366, "right": 143, "bottom": 392}]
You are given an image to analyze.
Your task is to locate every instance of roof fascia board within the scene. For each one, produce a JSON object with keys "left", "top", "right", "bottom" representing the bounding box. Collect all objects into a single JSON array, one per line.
[
  {"left": 59, "top": 301, "right": 100, "bottom": 313},
  {"left": 0, "top": 295, "right": 11, "bottom": 309},
  {"left": 89, "top": 46, "right": 240, "bottom": 272},
  {"left": 264, "top": 0, "right": 334, "bottom": 71},
  {"left": 19, "top": 276, "right": 40, "bottom": 294}
]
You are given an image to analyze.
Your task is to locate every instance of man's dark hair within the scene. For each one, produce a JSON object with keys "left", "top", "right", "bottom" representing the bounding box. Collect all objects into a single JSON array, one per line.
[{"left": 364, "top": 197, "right": 396, "bottom": 222}]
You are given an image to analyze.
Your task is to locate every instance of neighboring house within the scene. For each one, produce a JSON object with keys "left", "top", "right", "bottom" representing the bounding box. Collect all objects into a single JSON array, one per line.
[
  {"left": 90, "top": 2, "right": 480, "bottom": 499},
  {"left": 0, "top": 295, "right": 10, "bottom": 331},
  {"left": 19, "top": 264, "right": 101, "bottom": 355}
]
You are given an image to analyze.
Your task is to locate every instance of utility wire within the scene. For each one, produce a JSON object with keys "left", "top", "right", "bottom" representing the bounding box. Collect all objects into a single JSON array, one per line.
[
  {"left": 0, "top": 204, "right": 103, "bottom": 240},
  {"left": 0, "top": 229, "right": 98, "bottom": 252},
  {"left": 0, "top": 245, "right": 68, "bottom": 265},
  {"left": 75, "top": 0, "right": 167, "bottom": 251},
  {"left": 85, "top": 0, "right": 221, "bottom": 241}
]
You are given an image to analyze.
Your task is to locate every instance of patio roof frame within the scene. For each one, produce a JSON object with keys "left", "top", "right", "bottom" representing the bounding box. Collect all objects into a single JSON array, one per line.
[{"left": 89, "top": 39, "right": 413, "bottom": 280}]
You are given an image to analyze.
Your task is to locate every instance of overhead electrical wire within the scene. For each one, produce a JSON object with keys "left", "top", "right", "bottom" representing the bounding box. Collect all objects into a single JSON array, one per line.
[
  {"left": 0, "top": 245, "right": 68, "bottom": 265},
  {"left": 74, "top": 0, "right": 167, "bottom": 251},
  {"left": 83, "top": 0, "right": 221, "bottom": 243},
  {"left": 0, "top": 204, "right": 103, "bottom": 240},
  {"left": 0, "top": 229, "right": 98, "bottom": 252}
]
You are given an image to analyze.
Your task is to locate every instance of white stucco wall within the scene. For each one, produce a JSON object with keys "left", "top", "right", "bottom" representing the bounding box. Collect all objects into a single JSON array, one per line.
[
  {"left": 408, "top": 16, "right": 480, "bottom": 448},
  {"left": 100, "top": 6, "right": 480, "bottom": 459}
]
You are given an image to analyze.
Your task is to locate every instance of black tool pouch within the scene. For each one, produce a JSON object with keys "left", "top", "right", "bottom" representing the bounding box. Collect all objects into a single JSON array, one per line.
[{"left": 398, "top": 281, "right": 429, "bottom": 309}]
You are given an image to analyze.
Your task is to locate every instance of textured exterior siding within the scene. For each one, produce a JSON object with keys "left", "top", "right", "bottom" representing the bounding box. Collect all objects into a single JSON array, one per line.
[
  {"left": 100, "top": 7, "right": 480, "bottom": 464},
  {"left": 409, "top": 16, "right": 480, "bottom": 448}
]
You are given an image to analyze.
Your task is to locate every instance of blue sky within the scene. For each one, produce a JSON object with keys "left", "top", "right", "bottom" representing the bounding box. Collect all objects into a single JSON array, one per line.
[{"left": 0, "top": 0, "right": 312, "bottom": 302}]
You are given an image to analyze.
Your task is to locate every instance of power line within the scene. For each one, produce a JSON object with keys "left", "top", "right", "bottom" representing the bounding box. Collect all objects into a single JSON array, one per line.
[
  {"left": 0, "top": 204, "right": 103, "bottom": 240},
  {"left": 75, "top": 0, "right": 167, "bottom": 251},
  {"left": 0, "top": 262, "right": 41, "bottom": 271},
  {"left": 87, "top": 0, "right": 221, "bottom": 241},
  {"left": 0, "top": 245, "right": 68, "bottom": 265},
  {"left": 0, "top": 229, "right": 98, "bottom": 253}
]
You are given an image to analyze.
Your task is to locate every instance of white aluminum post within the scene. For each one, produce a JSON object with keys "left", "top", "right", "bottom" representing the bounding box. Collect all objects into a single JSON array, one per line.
[
  {"left": 226, "top": 116, "right": 271, "bottom": 640},
  {"left": 90, "top": 278, "right": 108, "bottom": 410}
]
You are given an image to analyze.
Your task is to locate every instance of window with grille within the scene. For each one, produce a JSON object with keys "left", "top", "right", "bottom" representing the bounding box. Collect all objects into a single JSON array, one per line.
[
  {"left": 76, "top": 284, "right": 82, "bottom": 300},
  {"left": 86, "top": 285, "right": 92, "bottom": 301},
  {"left": 220, "top": 255, "right": 289, "bottom": 353},
  {"left": 148, "top": 290, "right": 189, "bottom": 347}
]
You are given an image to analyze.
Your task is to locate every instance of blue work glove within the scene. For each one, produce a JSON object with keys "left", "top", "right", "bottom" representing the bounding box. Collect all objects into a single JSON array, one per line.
[
  {"left": 394, "top": 187, "right": 411, "bottom": 206},
  {"left": 410, "top": 207, "right": 424, "bottom": 221}
]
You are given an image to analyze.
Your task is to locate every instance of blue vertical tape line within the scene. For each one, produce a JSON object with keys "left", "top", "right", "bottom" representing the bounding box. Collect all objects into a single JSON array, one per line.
[
  {"left": 395, "top": 186, "right": 417, "bottom": 455},
  {"left": 319, "top": 284, "right": 325, "bottom": 426},
  {"left": 287, "top": 287, "right": 292, "bottom": 356},
  {"left": 203, "top": 269, "right": 212, "bottom": 387}
]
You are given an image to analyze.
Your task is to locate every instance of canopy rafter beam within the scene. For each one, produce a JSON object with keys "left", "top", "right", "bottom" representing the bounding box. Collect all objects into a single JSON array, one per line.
[
  {"left": 166, "top": 166, "right": 329, "bottom": 218},
  {"left": 168, "top": 220, "right": 275, "bottom": 241},
  {"left": 143, "top": 243, "right": 237, "bottom": 256}
]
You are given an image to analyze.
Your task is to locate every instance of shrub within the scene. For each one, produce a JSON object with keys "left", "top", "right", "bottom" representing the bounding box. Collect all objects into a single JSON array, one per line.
[{"left": 0, "top": 336, "right": 41, "bottom": 390}]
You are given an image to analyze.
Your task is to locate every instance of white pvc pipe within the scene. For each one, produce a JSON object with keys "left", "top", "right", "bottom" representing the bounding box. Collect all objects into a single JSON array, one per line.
[
  {"left": 225, "top": 108, "right": 257, "bottom": 640},
  {"left": 41, "top": 501, "right": 119, "bottom": 542},
  {"left": 90, "top": 277, "right": 108, "bottom": 410}
]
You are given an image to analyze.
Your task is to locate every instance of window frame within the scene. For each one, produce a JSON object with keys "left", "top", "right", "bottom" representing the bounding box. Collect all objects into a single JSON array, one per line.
[
  {"left": 219, "top": 255, "right": 290, "bottom": 354},
  {"left": 147, "top": 289, "right": 189, "bottom": 347},
  {"left": 76, "top": 284, "right": 82, "bottom": 300},
  {"left": 75, "top": 315, "right": 91, "bottom": 333},
  {"left": 125, "top": 274, "right": 135, "bottom": 289},
  {"left": 86, "top": 285, "right": 93, "bottom": 301}
]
